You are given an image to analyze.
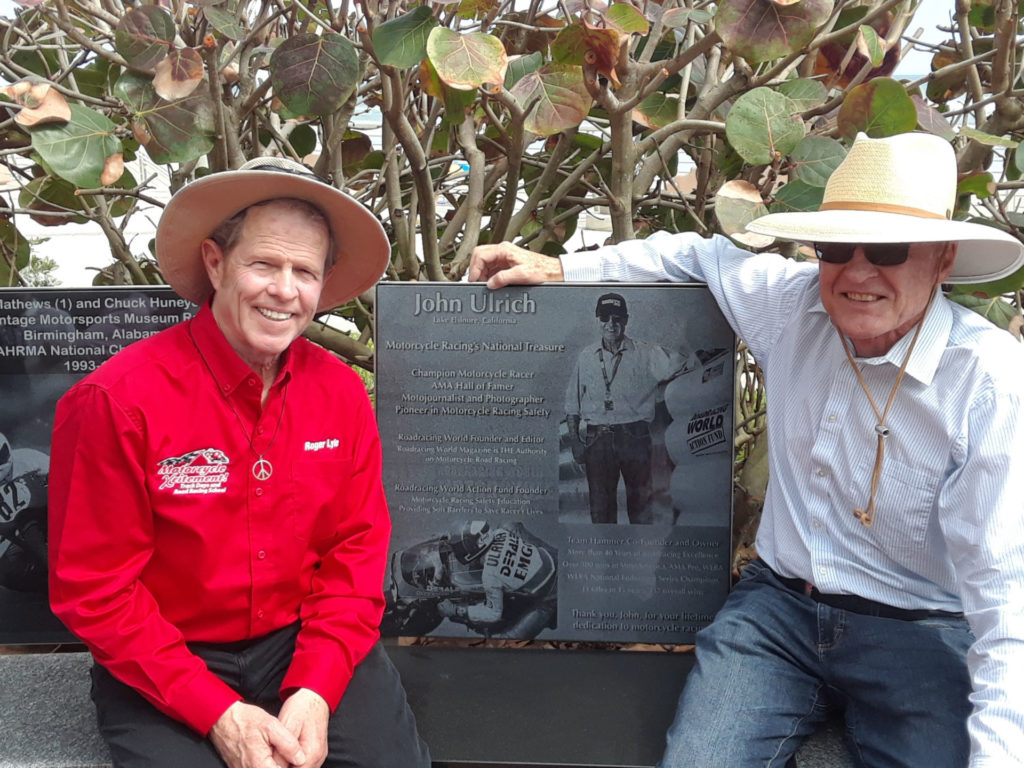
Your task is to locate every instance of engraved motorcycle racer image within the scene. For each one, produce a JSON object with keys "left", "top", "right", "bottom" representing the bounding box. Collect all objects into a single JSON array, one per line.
[
  {"left": 0, "top": 431, "right": 50, "bottom": 593},
  {"left": 383, "top": 520, "right": 557, "bottom": 639}
]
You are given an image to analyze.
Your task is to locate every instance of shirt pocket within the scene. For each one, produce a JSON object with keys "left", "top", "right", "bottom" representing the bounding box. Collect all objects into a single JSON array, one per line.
[
  {"left": 851, "top": 455, "right": 939, "bottom": 552},
  {"left": 288, "top": 457, "right": 351, "bottom": 548}
]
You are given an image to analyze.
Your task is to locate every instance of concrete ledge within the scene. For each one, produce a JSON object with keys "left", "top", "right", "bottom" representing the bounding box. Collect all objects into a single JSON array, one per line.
[
  {"left": 0, "top": 650, "right": 852, "bottom": 768},
  {"left": 0, "top": 652, "right": 110, "bottom": 768}
]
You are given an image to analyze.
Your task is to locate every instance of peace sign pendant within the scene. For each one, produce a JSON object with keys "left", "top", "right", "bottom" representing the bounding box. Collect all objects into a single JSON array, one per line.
[{"left": 252, "top": 457, "right": 273, "bottom": 481}]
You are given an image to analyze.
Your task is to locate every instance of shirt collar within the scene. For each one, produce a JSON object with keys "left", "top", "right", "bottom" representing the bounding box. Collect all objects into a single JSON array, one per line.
[
  {"left": 189, "top": 301, "right": 294, "bottom": 395},
  {"left": 811, "top": 287, "right": 952, "bottom": 386},
  {"left": 593, "top": 336, "right": 636, "bottom": 354}
]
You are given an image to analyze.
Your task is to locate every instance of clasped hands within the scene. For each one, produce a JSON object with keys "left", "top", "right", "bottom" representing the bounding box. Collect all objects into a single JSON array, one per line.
[{"left": 209, "top": 688, "right": 329, "bottom": 768}]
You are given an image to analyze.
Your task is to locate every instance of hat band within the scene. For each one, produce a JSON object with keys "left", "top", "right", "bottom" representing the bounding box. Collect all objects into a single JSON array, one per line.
[{"left": 819, "top": 200, "right": 949, "bottom": 220}]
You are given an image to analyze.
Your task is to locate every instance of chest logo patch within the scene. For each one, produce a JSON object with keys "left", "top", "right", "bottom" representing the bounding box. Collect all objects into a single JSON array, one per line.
[{"left": 157, "top": 448, "right": 230, "bottom": 495}]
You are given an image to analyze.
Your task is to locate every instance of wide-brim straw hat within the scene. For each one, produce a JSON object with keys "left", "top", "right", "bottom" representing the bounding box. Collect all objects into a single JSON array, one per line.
[
  {"left": 156, "top": 157, "right": 389, "bottom": 311},
  {"left": 746, "top": 132, "right": 1024, "bottom": 284}
]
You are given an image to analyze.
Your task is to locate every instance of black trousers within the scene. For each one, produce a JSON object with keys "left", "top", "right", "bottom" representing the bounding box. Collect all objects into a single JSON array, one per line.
[
  {"left": 90, "top": 625, "right": 430, "bottom": 768},
  {"left": 583, "top": 421, "right": 653, "bottom": 524}
]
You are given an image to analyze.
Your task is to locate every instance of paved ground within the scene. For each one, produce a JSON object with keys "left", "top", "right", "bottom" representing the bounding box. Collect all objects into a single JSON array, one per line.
[{"left": 795, "top": 717, "right": 856, "bottom": 767}]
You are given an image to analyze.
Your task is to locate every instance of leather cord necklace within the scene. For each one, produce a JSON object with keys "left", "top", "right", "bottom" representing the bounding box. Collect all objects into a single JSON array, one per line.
[
  {"left": 836, "top": 291, "right": 934, "bottom": 527},
  {"left": 188, "top": 320, "right": 288, "bottom": 481}
]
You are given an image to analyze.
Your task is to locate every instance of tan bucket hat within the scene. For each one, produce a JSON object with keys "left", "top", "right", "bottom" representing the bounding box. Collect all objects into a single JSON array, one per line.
[
  {"left": 746, "top": 132, "right": 1024, "bottom": 284},
  {"left": 156, "top": 157, "right": 389, "bottom": 311}
]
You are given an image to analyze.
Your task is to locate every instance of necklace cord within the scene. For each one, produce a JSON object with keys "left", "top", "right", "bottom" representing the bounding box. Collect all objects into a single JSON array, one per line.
[{"left": 837, "top": 290, "right": 936, "bottom": 527}]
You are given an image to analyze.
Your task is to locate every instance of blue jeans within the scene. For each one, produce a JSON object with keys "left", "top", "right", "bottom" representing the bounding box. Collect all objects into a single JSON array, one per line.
[{"left": 658, "top": 560, "right": 973, "bottom": 768}]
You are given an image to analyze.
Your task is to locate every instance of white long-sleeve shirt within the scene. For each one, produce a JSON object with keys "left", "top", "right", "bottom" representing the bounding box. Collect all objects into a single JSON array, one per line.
[{"left": 561, "top": 230, "right": 1024, "bottom": 766}]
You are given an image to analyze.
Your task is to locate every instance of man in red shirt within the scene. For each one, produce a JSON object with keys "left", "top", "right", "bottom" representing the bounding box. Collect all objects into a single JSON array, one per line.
[{"left": 48, "top": 158, "right": 430, "bottom": 768}]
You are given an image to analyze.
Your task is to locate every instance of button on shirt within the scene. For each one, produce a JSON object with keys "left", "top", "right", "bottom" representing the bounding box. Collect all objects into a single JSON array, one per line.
[
  {"left": 561, "top": 231, "right": 1024, "bottom": 765},
  {"left": 48, "top": 303, "right": 391, "bottom": 735}
]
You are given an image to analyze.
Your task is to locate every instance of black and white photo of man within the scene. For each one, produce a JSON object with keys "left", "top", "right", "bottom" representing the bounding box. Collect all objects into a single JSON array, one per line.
[{"left": 565, "top": 294, "right": 697, "bottom": 524}]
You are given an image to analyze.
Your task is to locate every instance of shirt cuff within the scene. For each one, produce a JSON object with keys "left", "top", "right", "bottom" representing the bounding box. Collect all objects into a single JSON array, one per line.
[
  {"left": 282, "top": 644, "right": 358, "bottom": 713},
  {"left": 559, "top": 252, "right": 603, "bottom": 281},
  {"left": 173, "top": 674, "right": 243, "bottom": 736}
]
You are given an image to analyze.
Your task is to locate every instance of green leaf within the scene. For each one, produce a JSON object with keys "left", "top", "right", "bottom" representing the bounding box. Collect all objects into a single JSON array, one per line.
[
  {"left": 418, "top": 58, "right": 478, "bottom": 125},
  {"left": 115, "top": 72, "right": 216, "bottom": 165},
  {"left": 287, "top": 123, "right": 318, "bottom": 157},
  {"left": 715, "top": 140, "right": 746, "bottom": 179},
  {"left": 11, "top": 45, "right": 60, "bottom": 78},
  {"left": 270, "top": 33, "right": 360, "bottom": 116},
  {"left": 551, "top": 25, "right": 587, "bottom": 66},
  {"left": 1007, "top": 148, "right": 1021, "bottom": 182},
  {"left": 509, "top": 64, "right": 593, "bottom": 136},
  {"left": 74, "top": 58, "right": 121, "bottom": 101},
  {"left": 957, "top": 171, "right": 995, "bottom": 199},
  {"left": 606, "top": 3, "right": 649, "bottom": 35},
  {"left": 856, "top": 25, "right": 884, "bottom": 67},
  {"left": 353, "top": 150, "right": 386, "bottom": 174},
  {"left": 427, "top": 28, "right": 508, "bottom": 91},
  {"left": 777, "top": 78, "right": 827, "bottom": 111},
  {"left": 789, "top": 136, "right": 846, "bottom": 187},
  {"left": 946, "top": 292, "right": 1021, "bottom": 332},
  {"left": 115, "top": 6, "right": 175, "bottom": 73},
  {"left": 770, "top": 179, "right": 824, "bottom": 213},
  {"left": 550, "top": 22, "right": 624, "bottom": 86},
  {"left": 505, "top": 52, "right": 544, "bottom": 90},
  {"left": 948, "top": 259, "right": 1024, "bottom": 299},
  {"left": 967, "top": 3, "right": 997, "bottom": 31},
  {"left": 661, "top": 7, "right": 715, "bottom": 28},
  {"left": 725, "top": 86, "right": 805, "bottom": 164},
  {"left": 19, "top": 175, "right": 89, "bottom": 225},
  {"left": 340, "top": 131, "right": 373, "bottom": 173},
  {"left": 19, "top": 170, "right": 138, "bottom": 223},
  {"left": 959, "top": 126, "right": 1020, "bottom": 147},
  {"left": 836, "top": 77, "right": 917, "bottom": 140},
  {"left": 203, "top": 6, "right": 246, "bottom": 40},
  {"left": 373, "top": 6, "right": 438, "bottom": 69},
  {"left": 0, "top": 219, "right": 31, "bottom": 286},
  {"left": 574, "top": 133, "right": 603, "bottom": 151},
  {"left": 632, "top": 91, "right": 679, "bottom": 130},
  {"left": 27, "top": 104, "right": 120, "bottom": 188},
  {"left": 715, "top": 0, "right": 833, "bottom": 63},
  {"left": 457, "top": 0, "right": 501, "bottom": 20}
]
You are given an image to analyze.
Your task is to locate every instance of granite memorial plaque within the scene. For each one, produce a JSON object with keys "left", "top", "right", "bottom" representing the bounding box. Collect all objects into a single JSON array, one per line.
[
  {"left": 376, "top": 282, "right": 736, "bottom": 644},
  {"left": 0, "top": 287, "right": 196, "bottom": 644}
]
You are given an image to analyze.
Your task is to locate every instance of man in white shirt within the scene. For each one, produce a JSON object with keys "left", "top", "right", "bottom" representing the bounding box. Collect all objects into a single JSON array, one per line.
[
  {"left": 469, "top": 133, "right": 1024, "bottom": 767},
  {"left": 566, "top": 293, "right": 695, "bottom": 524}
]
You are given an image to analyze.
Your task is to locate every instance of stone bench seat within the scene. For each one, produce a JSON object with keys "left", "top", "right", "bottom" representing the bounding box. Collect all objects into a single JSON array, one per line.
[{"left": 0, "top": 648, "right": 853, "bottom": 768}]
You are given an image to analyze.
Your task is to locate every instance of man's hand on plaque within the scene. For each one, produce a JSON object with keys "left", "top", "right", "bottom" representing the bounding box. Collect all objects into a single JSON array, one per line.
[{"left": 468, "top": 242, "right": 565, "bottom": 289}]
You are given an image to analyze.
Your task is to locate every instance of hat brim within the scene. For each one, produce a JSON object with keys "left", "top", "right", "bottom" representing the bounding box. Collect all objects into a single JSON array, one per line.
[
  {"left": 156, "top": 170, "right": 389, "bottom": 311},
  {"left": 746, "top": 210, "right": 1024, "bottom": 284}
]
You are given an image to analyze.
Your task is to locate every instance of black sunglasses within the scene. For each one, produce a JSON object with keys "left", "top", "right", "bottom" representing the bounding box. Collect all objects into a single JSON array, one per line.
[{"left": 814, "top": 242, "right": 911, "bottom": 267}]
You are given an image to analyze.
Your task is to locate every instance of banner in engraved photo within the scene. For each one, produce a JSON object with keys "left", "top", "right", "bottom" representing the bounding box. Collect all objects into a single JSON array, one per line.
[
  {"left": 376, "top": 283, "right": 735, "bottom": 644},
  {"left": 0, "top": 288, "right": 196, "bottom": 644}
]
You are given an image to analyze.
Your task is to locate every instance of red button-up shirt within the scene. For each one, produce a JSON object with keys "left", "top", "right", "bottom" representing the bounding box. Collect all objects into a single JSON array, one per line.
[{"left": 48, "top": 303, "right": 390, "bottom": 735}]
